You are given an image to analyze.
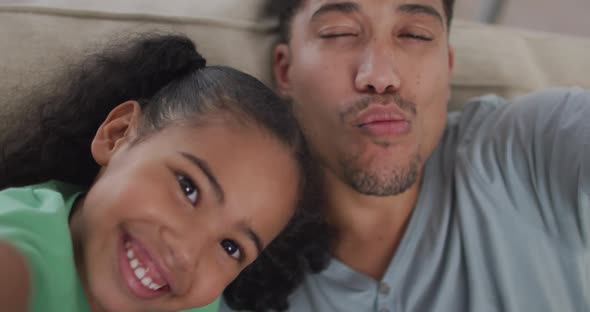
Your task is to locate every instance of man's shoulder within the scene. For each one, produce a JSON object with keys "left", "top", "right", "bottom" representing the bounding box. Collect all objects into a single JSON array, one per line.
[
  {"left": 444, "top": 88, "right": 589, "bottom": 153},
  {"left": 451, "top": 88, "right": 589, "bottom": 129}
]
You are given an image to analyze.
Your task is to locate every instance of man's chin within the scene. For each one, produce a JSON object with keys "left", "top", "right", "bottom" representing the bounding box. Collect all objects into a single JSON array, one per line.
[
  {"left": 348, "top": 173, "right": 418, "bottom": 196},
  {"left": 342, "top": 156, "right": 421, "bottom": 196}
]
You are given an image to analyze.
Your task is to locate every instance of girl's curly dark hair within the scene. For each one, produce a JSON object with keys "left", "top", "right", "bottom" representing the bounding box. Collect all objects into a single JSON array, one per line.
[{"left": 0, "top": 33, "right": 303, "bottom": 190}]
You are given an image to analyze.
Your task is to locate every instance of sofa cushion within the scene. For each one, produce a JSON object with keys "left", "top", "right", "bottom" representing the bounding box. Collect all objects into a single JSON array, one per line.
[{"left": 449, "top": 20, "right": 590, "bottom": 110}]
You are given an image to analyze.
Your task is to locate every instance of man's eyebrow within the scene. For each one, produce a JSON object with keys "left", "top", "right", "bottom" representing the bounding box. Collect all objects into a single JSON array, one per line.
[
  {"left": 240, "top": 222, "right": 264, "bottom": 255},
  {"left": 398, "top": 3, "right": 444, "bottom": 26},
  {"left": 311, "top": 1, "right": 360, "bottom": 21},
  {"left": 179, "top": 152, "right": 225, "bottom": 203}
]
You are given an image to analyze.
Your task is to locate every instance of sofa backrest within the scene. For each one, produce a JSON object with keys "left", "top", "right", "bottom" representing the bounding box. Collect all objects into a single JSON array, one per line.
[{"left": 1, "top": 0, "right": 589, "bottom": 113}]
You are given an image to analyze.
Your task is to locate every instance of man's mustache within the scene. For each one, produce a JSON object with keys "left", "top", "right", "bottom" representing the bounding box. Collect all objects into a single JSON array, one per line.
[{"left": 339, "top": 94, "right": 417, "bottom": 123}]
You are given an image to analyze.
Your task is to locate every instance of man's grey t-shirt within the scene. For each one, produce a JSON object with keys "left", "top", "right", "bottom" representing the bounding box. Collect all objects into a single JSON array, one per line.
[{"left": 220, "top": 88, "right": 590, "bottom": 312}]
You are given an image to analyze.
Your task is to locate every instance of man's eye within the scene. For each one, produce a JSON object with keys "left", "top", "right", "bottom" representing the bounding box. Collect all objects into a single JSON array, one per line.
[
  {"left": 400, "top": 33, "right": 433, "bottom": 41},
  {"left": 220, "top": 239, "right": 242, "bottom": 260},
  {"left": 177, "top": 174, "right": 199, "bottom": 204},
  {"left": 320, "top": 33, "right": 357, "bottom": 39}
]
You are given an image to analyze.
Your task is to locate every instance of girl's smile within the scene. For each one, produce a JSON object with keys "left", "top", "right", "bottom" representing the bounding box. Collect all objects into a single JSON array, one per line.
[{"left": 119, "top": 232, "right": 170, "bottom": 299}]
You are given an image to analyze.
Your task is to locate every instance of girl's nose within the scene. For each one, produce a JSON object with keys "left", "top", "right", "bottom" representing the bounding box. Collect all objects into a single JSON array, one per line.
[{"left": 160, "top": 227, "right": 205, "bottom": 296}]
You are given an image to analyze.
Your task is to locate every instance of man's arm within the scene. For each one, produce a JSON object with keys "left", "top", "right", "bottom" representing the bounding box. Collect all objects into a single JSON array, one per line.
[
  {"left": 519, "top": 88, "right": 590, "bottom": 245},
  {"left": 0, "top": 240, "right": 30, "bottom": 311},
  {"left": 461, "top": 88, "right": 590, "bottom": 245}
]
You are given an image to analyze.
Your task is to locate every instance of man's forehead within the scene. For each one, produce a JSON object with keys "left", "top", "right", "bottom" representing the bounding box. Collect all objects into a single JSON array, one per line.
[
  {"left": 293, "top": 0, "right": 447, "bottom": 30},
  {"left": 301, "top": 0, "right": 444, "bottom": 13}
]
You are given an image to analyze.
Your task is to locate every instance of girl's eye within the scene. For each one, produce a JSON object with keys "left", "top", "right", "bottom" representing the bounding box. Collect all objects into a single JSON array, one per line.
[
  {"left": 177, "top": 174, "right": 199, "bottom": 204},
  {"left": 220, "top": 239, "right": 242, "bottom": 260}
]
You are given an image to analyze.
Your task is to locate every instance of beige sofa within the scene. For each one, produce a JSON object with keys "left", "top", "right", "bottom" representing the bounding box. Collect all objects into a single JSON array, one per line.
[{"left": 1, "top": 0, "right": 589, "bottom": 113}]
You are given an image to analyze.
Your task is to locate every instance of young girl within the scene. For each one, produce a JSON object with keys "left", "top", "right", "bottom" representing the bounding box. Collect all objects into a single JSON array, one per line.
[{"left": 0, "top": 33, "right": 321, "bottom": 312}]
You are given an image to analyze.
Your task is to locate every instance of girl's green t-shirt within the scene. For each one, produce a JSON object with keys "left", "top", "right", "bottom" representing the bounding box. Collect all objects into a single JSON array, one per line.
[{"left": 0, "top": 181, "right": 218, "bottom": 312}]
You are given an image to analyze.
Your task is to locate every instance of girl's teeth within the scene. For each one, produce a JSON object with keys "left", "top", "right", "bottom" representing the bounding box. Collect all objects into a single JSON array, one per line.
[
  {"left": 149, "top": 283, "right": 162, "bottom": 290},
  {"left": 142, "top": 277, "right": 152, "bottom": 286},
  {"left": 135, "top": 268, "right": 146, "bottom": 279},
  {"left": 125, "top": 240, "right": 166, "bottom": 291}
]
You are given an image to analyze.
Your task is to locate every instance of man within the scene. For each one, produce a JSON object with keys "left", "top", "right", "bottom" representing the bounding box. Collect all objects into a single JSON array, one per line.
[{"left": 222, "top": 0, "right": 589, "bottom": 311}]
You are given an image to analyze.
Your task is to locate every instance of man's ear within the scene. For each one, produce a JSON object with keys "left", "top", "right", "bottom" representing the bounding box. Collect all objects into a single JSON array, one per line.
[
  {"left": 448, "top": 46, "right": 455, "bottom": 73},
  {"left": 273, "top": 43, "right": 293, "bottom": 97},
  {"left": 91, "top": 101, "right": 142, "bottom": 166}
]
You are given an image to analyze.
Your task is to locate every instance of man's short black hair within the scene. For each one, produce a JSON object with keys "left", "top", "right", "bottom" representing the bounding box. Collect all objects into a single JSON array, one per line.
[{"left": 264, "top": 0, "right": 456, "bottom": 43}]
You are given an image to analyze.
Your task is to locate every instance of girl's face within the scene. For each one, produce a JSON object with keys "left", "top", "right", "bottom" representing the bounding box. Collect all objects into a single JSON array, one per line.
[{"left": 70, "top": 102, "right": 300, "bottom": 311}]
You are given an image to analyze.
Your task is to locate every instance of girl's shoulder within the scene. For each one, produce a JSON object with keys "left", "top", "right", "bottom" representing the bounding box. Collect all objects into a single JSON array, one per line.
[
  {"left": 0, "top": 180, "right": 83, "bottom": 215},
  {"left": 0, "top": 179, "right": 83, "bottom": 253},
  {"left": 0, "top": 180, "right": 90, "bottom": 311}
]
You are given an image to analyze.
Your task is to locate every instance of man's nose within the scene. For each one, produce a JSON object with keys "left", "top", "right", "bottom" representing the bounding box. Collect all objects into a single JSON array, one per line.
[{"left": 354, "top": 44, "right": 401, "bottom": 94}]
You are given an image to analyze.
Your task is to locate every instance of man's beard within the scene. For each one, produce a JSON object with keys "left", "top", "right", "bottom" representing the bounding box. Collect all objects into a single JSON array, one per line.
[
  {"left": 335, "top": 93, "right": 421, "bottom": 195},
  {"left": 340, "top": 151, "right": 421, "bottom": 196},
  {"left": 292, "top": 91, "right": 422, "bottom": 196}
]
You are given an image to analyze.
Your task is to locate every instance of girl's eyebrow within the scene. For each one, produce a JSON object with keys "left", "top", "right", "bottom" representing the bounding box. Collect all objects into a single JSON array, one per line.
[
  {"left": 239, "top": 222, "right": 264, "bottom": 255},
  {"left": 179, "top": 151, "right": 225, "bottom": 204}
]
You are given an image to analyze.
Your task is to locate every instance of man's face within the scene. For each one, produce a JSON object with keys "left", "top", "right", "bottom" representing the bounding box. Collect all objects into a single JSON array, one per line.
[{"left": 274, "top": 0, "right": 453, "bottom": 196}]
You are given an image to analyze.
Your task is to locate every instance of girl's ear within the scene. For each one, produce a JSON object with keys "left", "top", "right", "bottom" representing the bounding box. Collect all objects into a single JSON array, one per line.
[{"left": 91, "top": 101, "right": 142, "bottom": 166}]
